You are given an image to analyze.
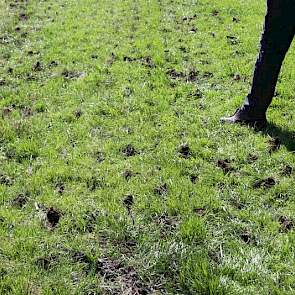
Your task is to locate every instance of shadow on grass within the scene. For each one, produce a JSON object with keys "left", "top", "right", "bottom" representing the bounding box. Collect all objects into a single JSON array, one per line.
[{"left": 261, "top": 122, "right": 295, "bottom": 152}]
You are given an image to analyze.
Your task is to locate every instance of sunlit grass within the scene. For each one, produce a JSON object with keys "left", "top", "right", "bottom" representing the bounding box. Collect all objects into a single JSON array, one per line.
[{"left": 1, "top": 0, "right": 295, "bottom": 294}]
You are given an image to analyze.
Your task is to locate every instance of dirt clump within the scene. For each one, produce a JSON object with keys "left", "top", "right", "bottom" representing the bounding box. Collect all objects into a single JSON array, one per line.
[
  {"left": 95, "top": 258, "right": 150, "bottom": 294},
  {"left": 62, "top": 70, "right": 86, "bottom": 80},
  {"left": 178, "top": 143, "right": 192, "bottom": 159},
  {"left": 21, "top": 106, "right": 33, "bottom": 118},
  {"left": 46, "top": 207, "right": 61, "bottom": 228},
  {"left": 71, "top": 251, "right": 92, "bottom": 265},
  {"left": 190, "top": 174, "right": 198, "bottom": 183},
  {"left": 247, "top": 153, "right": 258, "bottom": 163},
  {"left": 55, "top": 182, "right": 65, "bottom": 194},
  {"left": 74, "top": 109, "right": 83, "bottom": 119},
  {"left": 281, "top": 165, "right": 292, "bottom": 176},
  {"left": 0, "top": 173, "right": 13, "bottom": 186},
  {"left": 123, "top": 194, "right": 134, "bottom": 212},
  {"left": 217, "top": 159, "right": 233, "bottom": 174},
  {"left": 123, "top": 56, "right": 155, "bottom": 68},
  {"left": 226, "top": 35, "right": 239, "bottom": 45},
  {"left": 49, "top": 60, "right": 58, "bottom": 67},
  {"left": 211, "top": 10, "right": 219, "bottom": 16},
  {"left": 240, "top": 231, "right": 252, "bottom": 244},
  {"left": 167, "top": 68, "right": 199, "bottom": 83},
  {"left": 268, "top": 137, "right": 281, "bottom": 153},
  {"left": 33, "top": 61, "right": 42, "bottom": 71},
  {"left": 19, "top": 12, "right": 28, "bottom": 21},
  {"left": 86, "top": 176, "right": 104, "bottom": 191},
  {"left": 121, "top": 144, "right": 139, "bottom": 157},
  {"left": 253, "top": 177, "right": 276, "bottom": 189},
  {"left": 83, "top": 210, "right": 99, "bottom": 233},
  {"left": 279, "top": 216, "right": 293, "bottom": 232},
  {"left": 12, "top": 194, "right": 28, "bottom": 208}
]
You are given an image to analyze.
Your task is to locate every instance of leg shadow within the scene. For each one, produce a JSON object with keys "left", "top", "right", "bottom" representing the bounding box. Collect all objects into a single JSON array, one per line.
[{"left": 259, "top": 122, "right": 295, "bottom": 152}]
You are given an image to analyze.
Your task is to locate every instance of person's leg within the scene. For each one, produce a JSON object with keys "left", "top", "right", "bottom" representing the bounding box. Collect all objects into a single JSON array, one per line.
[
  {"left": 243, "top": 0, "right": 295, "bottom": 115},
  {"left": 221, "top": 0, "right": 295, "bottom": 125}
]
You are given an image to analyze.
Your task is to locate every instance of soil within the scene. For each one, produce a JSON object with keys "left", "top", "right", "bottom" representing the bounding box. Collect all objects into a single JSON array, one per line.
[
  {"left": 268, "top": 137, "right": 281, "bottom": 153},
  {"left": 281, "top": 165, "right": 292, "bottom": 176},
  {"left": 190, "top": 174, "right": 198, "bottom": 183},
  {"left": 121, "top": 144, "right": 139, "bottom": 157},
  {"left": 12, "top": 194, "right": 28, "bottom": 208},
  {"left": 95, "top": 258, "right": 150, "bottom": 294},
  {"left": 123, "top": 194, "right": 134, "bottom": 212},
  {"left": 217, "top": 159, "right": 233, "bottom": 174},
  {"left": 240, "top": 231, "right": 252, "bottom": 244},
  {"left": 46, "top": 207, "right": 61, "bottom": 228},
  {"left": 178, "top": 143, "right": 192, "bottom": 158},
  {"left": 253, "top": 177, "right": 276, "bottom": 189},
  {"left": 279, "top": 216, "right": 293, "bottom": 232}
]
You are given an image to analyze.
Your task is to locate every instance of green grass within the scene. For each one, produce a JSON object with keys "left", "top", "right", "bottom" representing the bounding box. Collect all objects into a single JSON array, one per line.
[{"left": 1, "top": 0, "right": 295, "bottom": 294}]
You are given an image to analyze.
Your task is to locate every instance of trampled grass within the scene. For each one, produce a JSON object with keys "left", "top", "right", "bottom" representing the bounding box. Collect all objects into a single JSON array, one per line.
[{"left": 1, "top": 0, "right": 295, "bottom": 294}]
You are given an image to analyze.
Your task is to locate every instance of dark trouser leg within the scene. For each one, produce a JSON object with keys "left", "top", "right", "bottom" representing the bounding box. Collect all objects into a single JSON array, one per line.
[{"left": 243, "top": 0, "right": 295, "bottom": 116}]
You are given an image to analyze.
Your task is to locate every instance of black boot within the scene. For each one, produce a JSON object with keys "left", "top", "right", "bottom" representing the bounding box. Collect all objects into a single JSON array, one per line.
[
  {"left": 220, "top": 107, "right": 267, "bottom": 128},
  {"left": 221, "top": 0, "right": 295, "bottom": 128}
]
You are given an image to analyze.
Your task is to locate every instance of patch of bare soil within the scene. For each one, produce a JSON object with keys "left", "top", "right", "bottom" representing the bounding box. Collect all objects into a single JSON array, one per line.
[
  {"left": 217, "top": 159, "right": 233, "bottom": 174},
  {"left": 123, "top": 56, "right": 155, "bottom": 68},
  {"left": 12, "top": 194, "right": 28, "bottom": 208},
  {"left": 46, "top": 207, "right": 61, "bottom": 228},
  {"left": 95, "top": 258, "right": 150, "bottom": 294},
  {"left": 253, "top": 177, "right": 276, "bottom": 189},
  {"left": 279, "top": 216, "right": 293, "bottom": 232}
]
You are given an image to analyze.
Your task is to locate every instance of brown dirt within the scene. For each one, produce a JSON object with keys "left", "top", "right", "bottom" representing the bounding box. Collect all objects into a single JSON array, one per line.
[
  {"left": 62, "top": 70, "right": 86, "bottom": 80},
  {"left": 71, "top": 250, "right": 92, "bottom": 265},
  {"left": 12, "top": 194, "right": 28, "bottom": 208},
  {"left": 268, "top": 137, "right": 281, "bottom": 153},
  {"left": 123, "top": 195, "right": 134, "bottom": 212},
  {"left": 74, "top": 109, "right": 83, "bottom": 119},
  {"left": 93, "top": 151, "right": 105, "bottom": 163},
  {"left": 279, "top": 216, "right": 293, "bottom": 232},
  {"left": 190, "top": 174, "right": 198, "bottom": 184},
  {"left": 217, "top": 159, "right": 233, "bottom": 174},
  {"left": 226, "top": 35, "right": 239, "bottom": 45},
  {"left": 0, "top": 173, "right": 13, "bottom": 186},
  {"left": 253, "top": 177, "right": 276, "bottom": 189},
  {"left": 178, "top": 143, "right": 192, "bottom": 159},
  {"left": 83, "top": 210, "right": 99, "bottom": 233},
  {"left": 95, "top": 258, "right": 150, "bottom": 294},
  {"left": 46, "top": 207, "right": 61, "bottom": 228},
  {"left": 281, "top": 165, "right": 292, "bottom": 176},
  {"left": 123, "top": 56, "right": 155, "bottom": 68},
  {"left": 121, "top": 144, "right": 139, "bottom": 157},
  {"left": 21, "top": 106, "right": 33, "bottom": 118},
  {"left": 55, "top": 182, "right": 65, "bottom": 195},
  {"left": 32, "top": 61, "right": 42, "bottom": 71},
  {"left": 247, "top": 153, "right": 258, "bottom": 163},
  {"left": 240, "top": 231, "right": 252, "bottom": 244}
]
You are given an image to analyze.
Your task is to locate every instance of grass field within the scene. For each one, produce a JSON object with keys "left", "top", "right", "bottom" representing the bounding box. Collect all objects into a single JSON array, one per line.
[{"left": 1, "top": 0, "right": 295, "bottom": 294}]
